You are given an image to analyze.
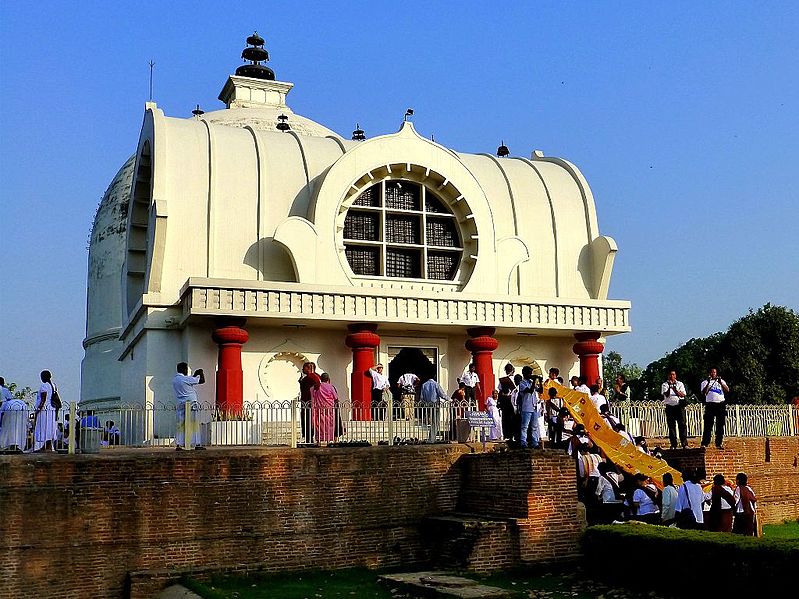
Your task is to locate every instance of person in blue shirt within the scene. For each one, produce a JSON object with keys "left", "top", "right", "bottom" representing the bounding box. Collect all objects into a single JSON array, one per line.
[
  {"left": 420, "top": 373, "right": 448, "bottom": 443},
  {"left": 518, "top": 366, "right": 542, "bottom": 449}
]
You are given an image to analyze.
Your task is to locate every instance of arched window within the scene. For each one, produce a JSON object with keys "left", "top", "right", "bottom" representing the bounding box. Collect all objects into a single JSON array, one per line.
[{"left": 343, "top": 181, "right": 463, "bottom": 280}]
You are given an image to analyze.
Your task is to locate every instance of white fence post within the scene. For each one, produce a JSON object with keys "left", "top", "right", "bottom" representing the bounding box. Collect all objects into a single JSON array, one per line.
[
  {"left": 68, "top": 401, "right": 77, "bottom": 454},
  {"left": 290, "top": 398, "right": 298, "bottom": 449},
  {"left": 734, "top": 405, "right": 741, "bottom": 437},
  {"left": 184, "top": 401, "right": 192, "bottom": 449},
  {"left": 387, "top": 394, "right": 394, "bottom": 445}
]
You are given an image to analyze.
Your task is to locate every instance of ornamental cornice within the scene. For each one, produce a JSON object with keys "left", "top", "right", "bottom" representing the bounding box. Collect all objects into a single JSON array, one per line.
[{"left": 178, "top": 278, "right": 630, "bottom": 334}]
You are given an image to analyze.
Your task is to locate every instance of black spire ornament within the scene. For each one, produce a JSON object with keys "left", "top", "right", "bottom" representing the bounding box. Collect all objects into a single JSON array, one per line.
[
  {"left": 276, "top": 114, "right": 290, "bottom": 132},
  {"left": 191, "top": 104, "right": 204, "bottom": 117},
  {"left": 235, "top": 31, "right": 275, "bottom": 80},
  {"left": 352, "top": 123, "right": 365, "bottom": 141},
  {"left": 497, "top": 140, "right": 510, "bottom": 157}
]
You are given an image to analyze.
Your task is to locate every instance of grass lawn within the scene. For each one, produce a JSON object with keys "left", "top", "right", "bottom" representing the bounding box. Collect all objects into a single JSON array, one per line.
[
  {"left": 762, "top": 519, "right": 799, "bottom": 539},
  {"left": 183, "top": 568, "right": 667, "bottom": 599}
]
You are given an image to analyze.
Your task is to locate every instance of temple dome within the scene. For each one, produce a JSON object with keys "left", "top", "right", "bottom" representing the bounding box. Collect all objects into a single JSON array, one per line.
[{"left": 199, "top": 104, "right": 339, "bottom": 137}]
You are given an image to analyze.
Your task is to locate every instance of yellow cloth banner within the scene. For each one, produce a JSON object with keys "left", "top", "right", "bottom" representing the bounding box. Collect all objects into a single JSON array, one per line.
[{"left": 544, "top": 381, "right": 683, "bottom": 488}]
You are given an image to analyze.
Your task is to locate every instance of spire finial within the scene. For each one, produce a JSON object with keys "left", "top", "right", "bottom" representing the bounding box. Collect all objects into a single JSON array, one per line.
[
  {"left": 497, "top": 140, "right": 510, "bottom": 158},
  {"left": 352, "top": 123, "right": 365, "bottom": 141},
  {"left": 235, "top": 31, "right": 275, "bottom": 80},
  {"left": 192, "top": 104, "right": 204, "bottom": 118}
]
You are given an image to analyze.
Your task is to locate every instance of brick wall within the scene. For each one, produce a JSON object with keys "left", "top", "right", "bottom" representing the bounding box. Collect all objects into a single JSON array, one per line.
[
  {"left": 457, "top": 450, "right": 583, "bottom": 564},
  {"left": 655, "top": 436, "right": 799, "bottom": 524},
  {"left": 0, "top": 446, "right": 468, "bottom": 599}
]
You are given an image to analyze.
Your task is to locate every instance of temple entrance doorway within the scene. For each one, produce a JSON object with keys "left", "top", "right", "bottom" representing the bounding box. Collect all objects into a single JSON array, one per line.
[{"left": 387, "top": 347, "right": 437, "bottom": 403}]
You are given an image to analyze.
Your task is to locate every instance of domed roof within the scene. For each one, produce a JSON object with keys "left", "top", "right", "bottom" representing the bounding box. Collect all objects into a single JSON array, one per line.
[
  {"left": 199, "top": 105, "right": 340, "bottom": 137},
  {"left": 86, "top": 154, "right": 135, "bottom": 337}
]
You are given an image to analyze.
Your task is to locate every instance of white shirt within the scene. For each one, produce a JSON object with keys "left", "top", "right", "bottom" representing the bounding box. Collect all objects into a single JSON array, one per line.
[
  {"left": 590, "top": 393, "right": 607, "bottom": 412},
  {"left": 700, "top": 378, "right": 727, "bottom": 403},
  {"left": 661, "top": 485, "right": 679, "bottom": 521},
  {"left": 675, "top": 482, "right": 709, "bottom": 524},
  {"left": 596, "top": 476, "right": 617, "bottom": 503},
  {"left": 633, "top": 486, "right": 660, "bottom": 515},
  {"left": 369, "top": 369, "right": 390, "bottom": 391},
  {"left": 0, "top": 386, "right": 12, "bottom": 403},
  {"left": 397, "top": 373, "right": 419, "bottom": 392},
  {"left": 576, "top": 384, "right": 591, "bottom": 395},
  {"left": 37, "top": 382, "right": 54, "bottom": 410},
  {"left": 733, "top": 485, "right": 757, "bottom": 513},
  {"left": 661, "top": 380, "right": 686, "bottom": 406},
  {"left": 714, "top": 484, "right": 735, "bottom": 510},
  {"left": 172, "top": 374, "right": 201, "bottom": 403},
  {"left": 460, "top": 371, "right": 480, "bottom": 388}
]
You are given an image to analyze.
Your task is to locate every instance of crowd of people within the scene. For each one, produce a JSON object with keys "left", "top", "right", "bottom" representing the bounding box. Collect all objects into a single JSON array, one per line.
[
  {"left": 1, "top": 362, "right": 762, "bottom": 536},
  {"left": 0, "top": 373, "right": 122, "bottom": 453}
]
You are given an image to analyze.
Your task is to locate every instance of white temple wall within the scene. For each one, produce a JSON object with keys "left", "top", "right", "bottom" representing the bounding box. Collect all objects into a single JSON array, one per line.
[{"left": 80, "top": 338, "right": 124, "bottom": 406}]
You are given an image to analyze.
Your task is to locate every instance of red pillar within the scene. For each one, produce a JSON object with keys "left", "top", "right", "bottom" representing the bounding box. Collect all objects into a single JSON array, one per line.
[
  {"left": 572, "top": 332, "right": 604, "bottom": 387},
  {"left": 466, "top": 327, "right": 499, "bottom": 410},
  {"left": 212, "top": 321, "right": 249, "bottom": 416},
  {"left": 345, "top": 323, "right": 380, "bottom": 421}
]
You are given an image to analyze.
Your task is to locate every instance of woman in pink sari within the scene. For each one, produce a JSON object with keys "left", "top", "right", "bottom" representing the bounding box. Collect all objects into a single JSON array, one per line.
[{"left": 312, "top": 373, "right": 338, "bottom": 443}]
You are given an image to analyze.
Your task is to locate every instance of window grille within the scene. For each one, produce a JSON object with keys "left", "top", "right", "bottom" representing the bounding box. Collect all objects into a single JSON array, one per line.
[
  {"left": 385, "top": 181, "right": 420, "bottom": 210},
  {"left": 345, "top": 246, "right": 380, "bottom": 276},
  {"left": 386, "top": 248, "right": 421, "bottom": 278},
  {"left": 426, "top": 218, "right": 459, "bottom": 247},
  {"left": 353, "top": 185, "right": 381, "bottom": 207},
  {"left": 424, "top": 195, "right": 448, "bottom": 213},
  {"left": 427, "top": 252, "right": 459, "bottom": 280},
  {"left": 344, "top": 211, "right": 380, "bottom": 241},
  {"left": 386, "top": 214, "right": 420, "bottom": 244},
  {"left": 344, "top": 180, "right": 464, "bottom": 281}
]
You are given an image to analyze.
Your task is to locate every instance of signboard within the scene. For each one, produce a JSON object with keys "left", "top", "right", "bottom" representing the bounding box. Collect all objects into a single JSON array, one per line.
[{"left": 465, "top": 411, "right": 494, "bottom": 428}]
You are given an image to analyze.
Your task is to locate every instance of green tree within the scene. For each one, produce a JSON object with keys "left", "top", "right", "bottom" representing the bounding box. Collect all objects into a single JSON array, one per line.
[
  {"left": 640, "top": 304, "right": 799, "bottom": 404},
  {"left": 603, "top": 351, "right": 643, "bottom": 400},
  {"left": 7, "top": 382, "right": 33, "bottom": 400},
  {"left": 641, "top": 333, "right": 723, "bottom": 402},
  {"left": 720, "top": 304, "right": 799, "bottom": 404}
]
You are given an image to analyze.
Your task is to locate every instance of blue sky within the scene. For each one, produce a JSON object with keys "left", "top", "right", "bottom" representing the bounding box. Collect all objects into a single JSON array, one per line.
[{"left": 1, "top": 2, "right": 798, "bottom": 400}]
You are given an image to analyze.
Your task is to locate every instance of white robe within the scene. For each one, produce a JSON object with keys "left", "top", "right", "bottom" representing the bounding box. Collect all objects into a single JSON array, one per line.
[
  {"left": 34, "top": 383, "right": 58, "bottom": 450},
  {"left": 485, "top": 397, "right": 503, "bottom": 440},
  {"left": 0, "top": 399, "right": 29, "bottom": 449}
]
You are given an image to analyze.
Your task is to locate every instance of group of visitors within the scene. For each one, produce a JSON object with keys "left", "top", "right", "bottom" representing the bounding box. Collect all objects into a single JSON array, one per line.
[
  {"left": 584, "top": 457, "right": 758, "bottom": 535},
  {"left": 0, "top": 372, "right": 122, "bottom": 453},
  {"left": 0, "top": 371, "right": 60, "bottom": 452}
]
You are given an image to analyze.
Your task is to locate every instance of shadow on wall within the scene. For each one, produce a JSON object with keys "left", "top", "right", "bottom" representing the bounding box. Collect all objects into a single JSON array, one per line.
[
  {"left": 243, "top": 238, "right": 298, "bottom": 282},
  {"left": 577, "top": 243, "right": 593, "bottom": 298}
]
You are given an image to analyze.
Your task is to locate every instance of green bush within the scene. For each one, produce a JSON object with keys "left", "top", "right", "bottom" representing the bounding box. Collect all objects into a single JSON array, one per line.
[{"left": 581, "top": 524, "right": 799, "bottom": 594}]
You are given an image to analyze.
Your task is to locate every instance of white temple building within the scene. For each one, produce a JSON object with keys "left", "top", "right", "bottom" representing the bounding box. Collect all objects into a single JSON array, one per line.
[{"left": 82, "top": 34, "right": 630, "bottom": 436}]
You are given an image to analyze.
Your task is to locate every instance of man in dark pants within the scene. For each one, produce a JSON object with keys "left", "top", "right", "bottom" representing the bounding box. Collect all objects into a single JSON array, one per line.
[
  {"left": 700, "top": 367, "right": 730, "bottom": 449},
  {"left": 661, "top": 369, "right": 688, "bottom": 449},
  {"left": 497, "top": 363, "right": 517, "bottom": 444}
]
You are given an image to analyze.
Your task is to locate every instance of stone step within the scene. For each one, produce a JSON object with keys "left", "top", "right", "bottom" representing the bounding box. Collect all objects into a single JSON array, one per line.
[
  {"left": 422, "top": 515, "right": 517, "bottom": 573},
  {"left": 379, "top": 572, "right": 513, "bottom": 598}
]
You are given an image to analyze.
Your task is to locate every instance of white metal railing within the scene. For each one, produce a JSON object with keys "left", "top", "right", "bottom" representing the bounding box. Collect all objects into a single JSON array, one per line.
[
  {"left": 610, "top": 401, "right": 798, "bottom": 438},
  {"left": 1, "top": 399, "right": 795, "bottom": 453}
]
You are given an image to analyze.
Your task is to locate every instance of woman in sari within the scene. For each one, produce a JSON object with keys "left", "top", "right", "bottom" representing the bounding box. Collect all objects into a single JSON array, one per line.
[{"left": 312, "top": 373, "right": 338, "bottom": 443}]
